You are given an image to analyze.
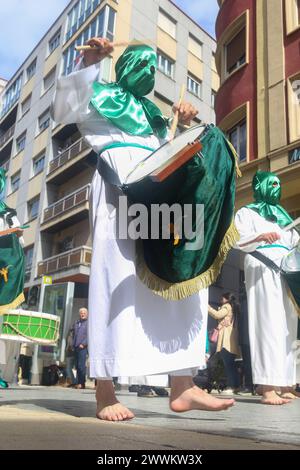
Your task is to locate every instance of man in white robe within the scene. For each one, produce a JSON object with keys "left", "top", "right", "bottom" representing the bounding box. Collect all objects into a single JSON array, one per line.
[
  {"left": 52, "top": 37, "right": 235, "bottom": 420},
  {"left": 235, "top": 171, "right": 300, "bottom": 405}
]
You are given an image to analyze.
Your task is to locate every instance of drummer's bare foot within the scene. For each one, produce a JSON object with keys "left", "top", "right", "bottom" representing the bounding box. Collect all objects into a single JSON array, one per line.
[
  {"left": 280, "top": 387, "right": 300, "bottom": 399},
  {"left": 169, "top": 377, "right": 235, "bottom": 412},
  {"left": 96, "top": 380, "right": 134, "bottom": 421},
  {"left": 261, "top": 386, "right": 291, "bottom": 405}
]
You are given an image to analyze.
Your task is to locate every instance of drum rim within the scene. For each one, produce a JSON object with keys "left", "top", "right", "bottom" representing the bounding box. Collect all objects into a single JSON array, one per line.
[
  {"left": 124, "top": 124, "right": 206, "bottom": 185},
  {"left": 4, "top": 309, "right": 60, "bottom": 322}
]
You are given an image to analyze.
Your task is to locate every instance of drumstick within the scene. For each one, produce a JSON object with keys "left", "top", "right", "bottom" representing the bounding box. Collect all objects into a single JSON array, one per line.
[
  {"left": 170, "top": 84, "right": 186, "bottom": 138},
  {"left": 75, "top": 39, "right": 150, "bottom": 51}
]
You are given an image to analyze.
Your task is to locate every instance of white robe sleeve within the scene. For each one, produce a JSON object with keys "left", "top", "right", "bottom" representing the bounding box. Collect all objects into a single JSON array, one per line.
[
  {"left": 51, "top": 60, "right": 100, "bottom": 125},
  {"left": 234, "top": 207, "right": 263, "bottom": 253}
]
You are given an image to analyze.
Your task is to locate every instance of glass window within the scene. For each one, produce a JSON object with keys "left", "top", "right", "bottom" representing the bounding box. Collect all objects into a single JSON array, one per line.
[
  {"left": 24, "top": 246, "right": 34, "bottom": 271},
  {"left": 211, "top": 90, "right": 216, "bottom": 108},
  {"left": 157, "top": 52, "right": 175, "bottom": 79},
  {"left": 226, "top": 28, "right": 246, "bottom": 75},
  {"left": 228, "top": 120, "right": 247, "bottom": 162},
  {"left": 211, "top": 53, "right": 217, "bottom": 72},
  {"left": 63, "top": 6, "right": 116, "bottom": 75},
  {"left": 26, "top": 59, "right": 36, "bottom": 81},
  {"left": 11, "top": 172, "right": 21, "bottom": 192},
  {"left": 188, "top": 35, "right": 202, "bottom": 60},
  {"left": 158, "top": 10, "right": 176, "bottom": 38},
  {"left": 33, "top": 153, "right": 45, "bottom": 176},
  {"left": 43, "top": 67, "right": 56, "bottom": 92},
  {"left": 28, "top": 197, "right": 40, "bottom": 220},
  {"left": 16, "top": 132, "right": 26, "bottom": 152},
  {"left": 0, "top": 74, "right": 23, "bottom": 119},
  {"left": 38, "top": 109, "right": 51, "bottom": 133},
  {"left": 187, "top": 75, "right": 202, "bottom": 98},
  {"left": 21, "top": 94, "right": 31, "bottom": 115},
  {"left": 49, "top": 30, "right": 61, "bottom": 54}
]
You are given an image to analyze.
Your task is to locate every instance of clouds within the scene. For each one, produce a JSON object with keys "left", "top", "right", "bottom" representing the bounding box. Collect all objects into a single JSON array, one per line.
[
  {"left": 0, "top": 0, "right": 70, "bottom": 80},
  {"left": 172, "top": 0, "right": 219, "bottom": 37}
]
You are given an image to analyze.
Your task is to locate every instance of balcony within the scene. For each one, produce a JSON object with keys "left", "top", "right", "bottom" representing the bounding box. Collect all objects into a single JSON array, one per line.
[
  {"left": 47, "top": 137, "right": 96, "bottom": 184},
  {"left": 37, "top": 246, "right": 92, "bottom": 277},
  {"left": 41, "top": 185, "right": 90, "bottom": 233},
  {"left": 0, "top": 123, "right": 15, "bottom": 150},
  {"left": 0, "top": 160, "right": 9, "bottom": 172}
]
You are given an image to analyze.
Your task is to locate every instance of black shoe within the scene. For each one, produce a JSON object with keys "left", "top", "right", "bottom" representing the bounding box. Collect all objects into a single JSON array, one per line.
[
  {"left": 137, "top": 386, "right": 156, "bottom": 397},
  {"left": 152, "top": 387, "right": 169, "bottom": 397},
  {"left": 129, "top": 385, "right": 140, "bottom": 393}
]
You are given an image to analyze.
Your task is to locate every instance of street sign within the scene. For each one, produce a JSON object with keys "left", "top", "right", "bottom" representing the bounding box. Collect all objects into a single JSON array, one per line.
[{"left": 42, "top": 276, "right": 52, "bottom": 285}]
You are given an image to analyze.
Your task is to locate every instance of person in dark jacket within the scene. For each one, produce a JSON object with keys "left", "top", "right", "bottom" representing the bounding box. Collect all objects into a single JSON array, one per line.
[{"left": 73, "top": 308, "right": 88, "bottom": 389}]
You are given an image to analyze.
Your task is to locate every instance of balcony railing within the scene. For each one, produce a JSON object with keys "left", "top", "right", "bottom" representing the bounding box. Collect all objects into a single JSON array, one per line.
[
  {"left": 43, "top": 185, "right": 90, "bottom": 224},
  {"left": 48, "top": 138, "right": 90, "bottom": 175},
  {"left": 37, "top": 246, "right": 92, "bottom": 276},
  {"left": 0, "top": 123, "right": 15, "bottom": 149}
]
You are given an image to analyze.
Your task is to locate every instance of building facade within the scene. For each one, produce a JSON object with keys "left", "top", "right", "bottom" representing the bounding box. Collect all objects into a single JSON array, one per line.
[
  {"left": 216, "top": 0, "right": 300, "bottom": 213},
  {"left": 0, "top": 0, "right": 218, "bottom": 322}
]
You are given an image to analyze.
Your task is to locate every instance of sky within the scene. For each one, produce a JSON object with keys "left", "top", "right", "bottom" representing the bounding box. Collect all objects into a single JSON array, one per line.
[{"left": 0, "top": 0, "right": 219, "bottom": 81}]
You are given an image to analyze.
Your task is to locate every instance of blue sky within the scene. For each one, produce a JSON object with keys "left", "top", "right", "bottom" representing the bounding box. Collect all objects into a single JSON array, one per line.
[
  {"left": 172, "top": 0, "right": 219, "bottom": 37},
  {"left": 0, "top": 0, "right": 219, "bottom": 81}
]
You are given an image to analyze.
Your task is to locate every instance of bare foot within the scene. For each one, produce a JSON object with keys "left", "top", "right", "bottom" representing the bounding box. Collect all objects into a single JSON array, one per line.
[
  {"left": 96, "top": 400, "right": 135, "bottom": 422},
  {"left": 170, "top": 385, "right": 235, "bottom": 412},
  {"left": 261, "top": 389, "right": 291, "bottom": 405},
  {"left": 280, "top": 387, "right": 300, "bottom": 399},
  {"left": 96, "top": 379, "right": 134, "bottom": 422}
]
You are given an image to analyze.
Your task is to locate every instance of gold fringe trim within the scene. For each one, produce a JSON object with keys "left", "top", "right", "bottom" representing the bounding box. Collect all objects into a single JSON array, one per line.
[
  {"left": 0, "top": 293, "right": 25, "bottom": 315},
  {"left": 226, "top": 140, "right": 242, "bottom": 178},
  {"left": 136, "top": 221, "right": 240, "bottom": 301}
]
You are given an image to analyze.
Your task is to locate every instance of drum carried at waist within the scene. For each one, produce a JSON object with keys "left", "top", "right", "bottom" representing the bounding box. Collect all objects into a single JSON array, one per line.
[
  {"left": 98, "top": 124, "right": 239, "bottom": 300},
  {"left": 281, "top": 243, "right": 300, "bottom": 312},
  {"left": 0, "top": 309, "right": 60, "bottom": 345}
]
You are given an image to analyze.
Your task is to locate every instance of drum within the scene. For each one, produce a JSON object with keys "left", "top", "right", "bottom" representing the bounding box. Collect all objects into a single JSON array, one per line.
[
  {"left": 120, "top": 124, "right": 238, "bottom": 299},
  {"left": 0, "top": 310, "right": 60, "bottom": 345},
  {"left": 281, "top": 243, "right": 300, "bottom": 311}
]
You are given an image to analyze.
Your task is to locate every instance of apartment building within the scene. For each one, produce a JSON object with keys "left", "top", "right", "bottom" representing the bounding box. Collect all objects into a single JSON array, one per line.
[{"left": 0, "top": 0, "right": 219, "bottom": 319}]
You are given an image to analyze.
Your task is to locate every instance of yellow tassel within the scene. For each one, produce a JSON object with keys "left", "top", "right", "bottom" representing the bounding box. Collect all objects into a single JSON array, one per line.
[
  {"left": 136, "top": 220, "right": 240, "bottom": 301},
  {"left": 0, "top": 267, "right": 9, "bottom": 283},
  {"left": 226, "top": 140, "right": 242, "bottom": 178}
]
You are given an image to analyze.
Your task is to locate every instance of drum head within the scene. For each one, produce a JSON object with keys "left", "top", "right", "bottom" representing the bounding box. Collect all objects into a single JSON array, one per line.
[
  {"left": 125, "top": 125, "right": 205, "bottom": 184},
  {"left": 281, "top": 245, "right": 300, "bottom": 272}
]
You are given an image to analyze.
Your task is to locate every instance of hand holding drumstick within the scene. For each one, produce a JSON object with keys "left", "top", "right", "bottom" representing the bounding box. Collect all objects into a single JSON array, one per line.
[
  {"left": 82, "top": 37, "right": 114, "bottom": 67},
  {"left": 171, "top": 86, "right": 199, "bottom": 136}
]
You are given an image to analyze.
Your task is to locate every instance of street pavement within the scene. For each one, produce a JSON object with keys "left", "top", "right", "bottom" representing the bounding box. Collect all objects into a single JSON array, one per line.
[{"left": 0, "top": 386, "right": 299, "bottom": 450}]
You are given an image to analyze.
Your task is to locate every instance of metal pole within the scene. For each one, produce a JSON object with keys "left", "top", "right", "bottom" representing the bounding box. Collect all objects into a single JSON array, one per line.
[{"left": 30, "top": 282, "right": 46, "bottom": 385}]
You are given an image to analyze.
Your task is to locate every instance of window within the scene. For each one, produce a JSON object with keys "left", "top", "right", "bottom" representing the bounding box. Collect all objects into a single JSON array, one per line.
[
  {"left": 187, "top": 75, "right": 202, "bottom": 98},
  {"left": 100, "top": 56, "right": 112, "bottom": 83},
  {"left": 27, "top": 197, "right": 40, "bottom": 220},
  {"left": 289, "top": 147, "right": 300, "bottom": 164},
  {"left": 188, "top": 34, "right": 202, "bottom": 60},
  {"left": 0, "top": 74, "right": 23, "bottom": 119},
  {"left": 65, "top": 0, "right": 106, "bottom": 42},
  {"left": 63, "top": 5, "right": 116, "bottom": 75},
  {"left": 38, "top": 109, "right": 51, "bottom": 133},
  {"left": 211, "top": 90, "right": 217, "bottom": 108},
  {"left": 43, "top": 67, "right": 56, "bottom": 92},
  {"left": 157, "top": 51, "right": 175, "bottom": 78},
  {"left": 158, "top": 9, "right": 176, "bottom": 38},
  {"left": 24, "top": 246, "right": 34, "bottom": 271},
  {"left": 16, "top": 132, "right": 26, "bottom": 153},
  {"left": 288, "top": 76, "right": 300, "bottom": 141},
  {"left": 11, "top": 172, "right": 21, "bottom": 192},
  {"left": 49, "top": 29, "right": 61, "bottom": 54},
  {"left": 58, "top": 236, "right": 74, "bottom": 253},
  {"left": 21, "top": 94, "right": 31, "bottom": 116},
  {"left": 26, "top": 59, "right": 36, "bottom": 81},
  {"left": 226, "top": 28, "right": 246, "bottom": 75},
  {"left": 211, "top": 53, "right": 217, "bottom": 72},
  {"left": 227, "top": 120, "right": 247, "bottom": 162},
  {"left": 33, "top": 153, "right": 45, "bottom": 176}
]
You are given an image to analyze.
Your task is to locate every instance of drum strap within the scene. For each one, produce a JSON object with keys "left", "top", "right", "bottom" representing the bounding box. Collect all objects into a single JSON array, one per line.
[
  {"left": 97, "top": 142, "right": 155, "bottom": 188},
  {"left": 250, "top": 251, "right": 281, "bottom": 274}
]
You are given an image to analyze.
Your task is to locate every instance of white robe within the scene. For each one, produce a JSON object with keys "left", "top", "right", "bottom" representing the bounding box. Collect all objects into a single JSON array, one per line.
[
  {"left": 235, "top": 207, "right": 300, "bottom": 386},
  {"left": 52, "top": 63, "right": 208, "bottom": 383}
]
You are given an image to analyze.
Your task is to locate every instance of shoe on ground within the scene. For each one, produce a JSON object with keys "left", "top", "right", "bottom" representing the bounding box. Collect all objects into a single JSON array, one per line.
[
  {"left": 129, "top": 384, "right": 140, "bottom": 393},
  {"left": 152, "top": 387, "right": 169, "bottom": 397},
  {"left": 137, "top": 386, "right": 157, "bottom": 397},
  {"left": 221, "top": 388, "right": 235, "bottom": 395},
  {"left": 236, "top": 387, "right": 253, "bottom": 395},
  {"left": 75, "top": 384, "right": 85, "bottom": 389}
]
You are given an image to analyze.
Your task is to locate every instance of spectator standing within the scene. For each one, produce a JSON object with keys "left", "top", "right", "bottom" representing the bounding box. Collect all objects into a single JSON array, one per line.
[{"left": 73, "top": 308, "right": 88, "bottom": 389}]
